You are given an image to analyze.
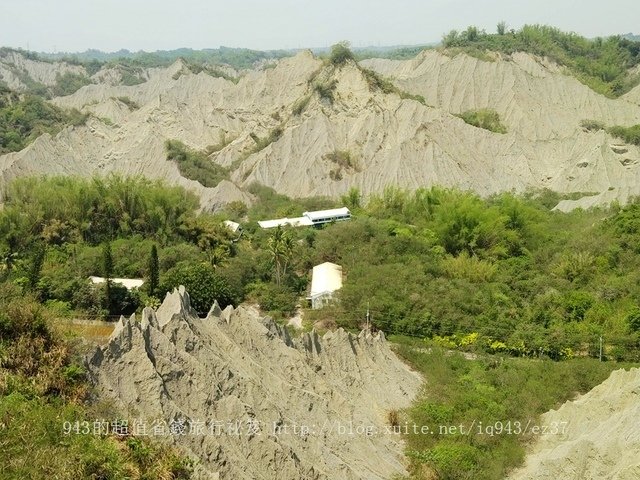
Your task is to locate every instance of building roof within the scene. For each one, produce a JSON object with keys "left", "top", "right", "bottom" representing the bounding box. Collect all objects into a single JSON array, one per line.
[
  {"left": 303, "top": 207, "right": 351, "bottom": 222},
  {"left": 309, "top": 262, "right": 343, "bottom": 298},
  {"left": 223, "top": 220, "right": 242, "bottom": 233},
  {"left": 89, "top": 276, "right": 145, "bottom": 290},
  {"left": 257, "top": 207, "right": 351, "bottom": 229},
  {"left": 258, "top": 217, "right": 314, "bottom": 229}
]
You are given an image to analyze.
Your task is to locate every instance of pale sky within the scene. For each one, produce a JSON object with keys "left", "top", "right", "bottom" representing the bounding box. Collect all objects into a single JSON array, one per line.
[{"left": 1, "top": 0, "right": 638, "bottom": 53}]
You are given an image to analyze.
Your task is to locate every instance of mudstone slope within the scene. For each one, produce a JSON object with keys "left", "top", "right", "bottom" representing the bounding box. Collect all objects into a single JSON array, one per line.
[
  {"left": 1, "top": 49, "right": 640, "bottom": 209},
  {"left": 87, "top": 287, "right": 421, "bottom": 480}
]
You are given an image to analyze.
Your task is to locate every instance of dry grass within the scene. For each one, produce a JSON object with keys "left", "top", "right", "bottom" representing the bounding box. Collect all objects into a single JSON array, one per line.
[{"left": 57, "top": 319, "right": 116, "bottom": 345}]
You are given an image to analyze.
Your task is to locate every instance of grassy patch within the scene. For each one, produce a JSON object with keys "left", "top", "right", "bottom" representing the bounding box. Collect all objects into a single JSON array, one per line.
[
  {"left": 441, "top": 25, "right": 640, "bottom": 98},
  {"left": 98, "top": 116, "right": 117, "bottom": 127},
  {"left": 248, "top": 126, "right": 284, "bottom": 153},
  {"left": 313, "top": 79, "right": 337, "bottom": 103},
  {"left": 360, "top": 67, "right": 427, "bottom": 105},
  {"left": 52, "top": 72, "right": 92, "bottom": 97},
  {"left": 391, "top": 336, "right": 633, "bottom": 480},
  {"left": 204, "top": 132, "right": 234, "bottom": 155},
  {"left": 114, "top": 96, "right": 140, "bottom": 111},
  {"left": 580, "top": 119, "right": 606, "bottom": 132},
  {"left": 292, "top": 95, "right": 312, "bottom": 115},
  {"left": 172, "top": 60, "right": 239, "bottom": 83},
  {"left": 581, "top": 119, "right": 640, "bottom": 145},
  {"left": 0, "top": 288, "right": 193, "bottom": 479},
  {"left": 324, "top": 149, "right": 359, "bottom": 181},
  {"left": 0, "top": 91, "right": 88, "bottom": 153},
  {"left": 608, "top": 124, "right": 640, "bottom": 146},
  {"left": 456, "top": 109, "right": 507, "bottom": 133},
  {"left": 165, "top": 139, "right": 230, "bottom": 188}
]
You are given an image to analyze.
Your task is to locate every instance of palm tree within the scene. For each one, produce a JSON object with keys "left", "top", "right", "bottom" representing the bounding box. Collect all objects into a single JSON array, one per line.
[{"left": 268, "top": 226, "right": 294, "bottom": 286}]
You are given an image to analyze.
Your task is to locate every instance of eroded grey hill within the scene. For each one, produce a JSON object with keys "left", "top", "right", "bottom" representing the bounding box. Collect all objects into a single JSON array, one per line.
[
  {"left": 508, "top": 367, "right": 640, "bottom": 480},
  {"left": 87, "top": 287, "right": 421, "bottom": 479},
  {"left": 2, "top": 49, "right": 640, "bottom": 210}
]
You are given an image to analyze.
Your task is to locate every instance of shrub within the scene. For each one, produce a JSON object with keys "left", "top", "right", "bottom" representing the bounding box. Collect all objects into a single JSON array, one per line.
[
  {"left": 115, "top": 96, "right": 140, "bottom": 111},
  {"left": 52, "top": 72, "right": 91, "bottom": 97},
  {"left": 161, "top": 262, "right": 234, "bottom": 315},
  {"left": 249, "top": 127, "right": 284, "bottom": 153},
  {"left": 607, "top": 124, "right": 640, "bottom": 146},
  {"left": 0, "top": 94, "right": 88, "bottom": 153},
  {"left": 313, "top": 80, "right": 337, "bottom": 103},
  {"left": 108, "top": 283, "right": 141, "bottom": 316},
  {"left": 250, "top": 282, "right": 298, "bottom": 318},
  {"left": 360, "top": 67, "right": 396, "bottom": 94},
  {"left": 626, "top": 307, "right": 640, "bottom": 333},
  {"left": 580, "top": 119, "right": 606, "bottom": 132},
  {"left": 456, "top": 109, "right": 507, "bottom": 133},
  {"left": 329, "top": 42, "right": 355, "bottom": 66},
  {"left": 324, "top": 150, "right": 359, "bottom": 177},
  {"left": 292, "top": 95, "right": 311, "bottom": 115},
  {"left": 398, "top": 91, "right": 427, "bottom": 105},
  {"left": 165, "top": 139, "right": 230, "bottom": 187}
]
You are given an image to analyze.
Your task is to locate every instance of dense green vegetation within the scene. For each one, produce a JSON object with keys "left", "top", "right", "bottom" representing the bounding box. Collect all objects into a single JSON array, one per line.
[
  {"left": 456, "top": 109, "right": 507, "bottom": 133},
  {"left": 0, "top": 88, "right": 87, "bottom": 153},
  {"left": 391, "top": 338, "right": 631, "bottom": 480},
  {"left": 324, "top": 150, "right": 359, "bottom": 181},
  {"left": 312, "top": 187, "right": 640, "bottom": 362},
  {"left": 607, "top": 124, "right": 640, "bottom": 146},
  {"left": 329, "top": 42, "right": 356, "bottom": 66},
  {"left": 0, "top": 286, "right": 193, "bottom": 478},
  {"left": 319, "top": 43, "right": 427, "bottom": 106},
  {"left": 38, "top": 46, "right": 291, "bottom": 71},
  {"left": 0, "top": 175, "right": 638, "bottom": 478},
  {"left": 165, "top": 139, "right": 230, "bottom": 188},
  {"left": 360, "top": 66, "right": 427, "bottom": 105},
  {"left": 442, "top": 24, "right": 640, "bottom": 97},
  {"left": 52, "top": 71, "right": 92, "bottom": 97},
  {"left": 115, "top": 95, "right": 140, "bottom": 111},
  {"left": 2, "top": 176, "right": 639, "bottom": 359},
  {"left": 171, "top": 60, "right": 239, "bottom": 83},
  {"left": 355, "top": 45, "right": 434, "bottom": 61},
  {"left": 0, "top": 176, "right": 235, "bottom": 316}
]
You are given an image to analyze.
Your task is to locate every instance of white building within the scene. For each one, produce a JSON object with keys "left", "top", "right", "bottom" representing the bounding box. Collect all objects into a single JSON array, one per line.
[
  {"left": 257, "top": 216, "right": 313, "bottom": 229},
  {"left": 307, "top": 262, "right": 343, "bottom": 309},
  {"left": 258, "top": 207, "right": 351, "bottom": 229},
  {"left": 223, "top": 220, "right": 242, "bottom": 233},
  {"left": 89, "top": 276, "right": 144, "bottom": 290}
]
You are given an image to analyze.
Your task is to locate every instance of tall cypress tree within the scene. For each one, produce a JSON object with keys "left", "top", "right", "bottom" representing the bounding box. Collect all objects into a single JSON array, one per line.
[
  {"left": 102, "top": 242, "right": 113, "bottom": 313},
  {"left": 27, "top": 243, "right": 46, "bottom": 291},
  {"left": 148, "top": 244, "right": 159, "bottom": 297}
]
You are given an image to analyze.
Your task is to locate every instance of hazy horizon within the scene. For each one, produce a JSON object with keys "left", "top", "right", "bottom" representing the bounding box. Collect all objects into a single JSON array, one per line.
[{"left": 1, "top": 0, "right": 639, "bottom": 54}]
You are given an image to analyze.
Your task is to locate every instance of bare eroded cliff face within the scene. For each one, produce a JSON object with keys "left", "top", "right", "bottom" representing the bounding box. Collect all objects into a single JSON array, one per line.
[
  {"left": 2, "top": 49, "right": 640, "bottom": 210},
  {"left": 87, "top": 287, "right": 421, "bottom": 479},
  {"left": 508, "top": 367, "right": 640, "bottom": 480}
]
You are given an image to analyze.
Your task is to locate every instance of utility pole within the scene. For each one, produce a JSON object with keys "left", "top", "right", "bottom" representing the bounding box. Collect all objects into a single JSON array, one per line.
[
  {"left": 599, "top": 336, "right": 603, "bottom": 362},
  {"left": 366, "top": 301, "right": 370, "bottom": 332}
]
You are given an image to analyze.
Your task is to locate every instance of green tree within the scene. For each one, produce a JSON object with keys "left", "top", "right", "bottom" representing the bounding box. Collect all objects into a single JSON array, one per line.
[
  {"left": 27, "top": 243, "right": 46, "bottom": 291},
  {"left": 442, "top": 30, "right": 460, "bottom": 47},
  {"left": 268, "top": 226, "right": 295, "bottom": 286},
  {"left": 329, "top": 42, "right": 355, "bottom": 66},
  {"left": 627, "top": 307, "right": 640, "bottom": 333},
  {"left": 341, "top": 187, "right": 361, "bottom": 210},
  {"left": 148, "top": 244, "right": 159, "bottom": 297},
  {"left": 161, "top": 262, "right": 233, "bottom": 315},
  {"left": 102, "top": 242, "right": 113, "bottom": 312}
]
